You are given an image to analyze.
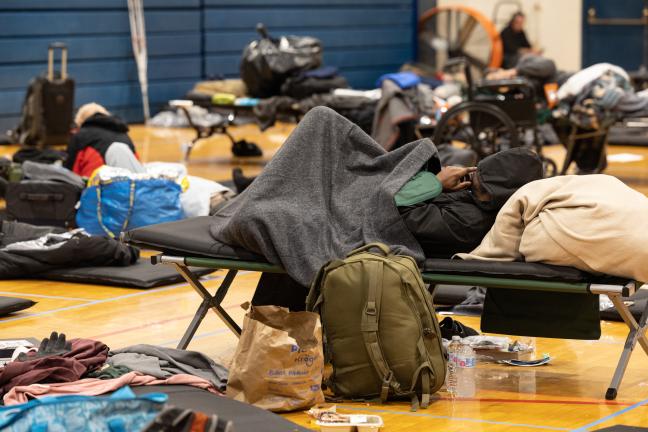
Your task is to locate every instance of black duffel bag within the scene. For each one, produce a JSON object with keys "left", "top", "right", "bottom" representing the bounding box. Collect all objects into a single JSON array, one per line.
[
  {"left": 6, "top": 180, "right": 81, "bottom": 228},
  {"left": 240, "top": 24, "right": 322, "bottom": 98}
]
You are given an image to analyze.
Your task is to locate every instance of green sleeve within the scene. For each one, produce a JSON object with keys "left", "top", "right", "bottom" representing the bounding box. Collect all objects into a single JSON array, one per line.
[{"left": 394, "top": 171, "right": 443, "bottom": 207}]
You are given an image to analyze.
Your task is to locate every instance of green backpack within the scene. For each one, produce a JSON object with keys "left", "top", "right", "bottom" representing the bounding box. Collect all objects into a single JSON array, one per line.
[{"left": 306, "top": 243, "right": 446, "bottom": 409}]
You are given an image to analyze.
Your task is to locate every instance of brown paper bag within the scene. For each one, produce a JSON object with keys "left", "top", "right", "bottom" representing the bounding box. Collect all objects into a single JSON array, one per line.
[{"left": 226, "top": 305, "right": 325, "bottom": 412}]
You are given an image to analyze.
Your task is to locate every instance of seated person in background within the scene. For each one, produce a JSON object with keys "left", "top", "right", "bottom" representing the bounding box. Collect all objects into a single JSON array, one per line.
[
  {"left": 399, "top": 147, "right": 544, "bottom": 258},
  {"left": 65, "top": 103, "right": 144, "bottom": 177},
  {"left": 500, "top": 12, "right": 542, "bottom": 69}
]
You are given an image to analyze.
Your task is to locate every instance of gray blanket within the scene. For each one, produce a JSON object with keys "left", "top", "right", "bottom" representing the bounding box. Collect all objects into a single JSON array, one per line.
[{"left": 210, "top": 106, "right": 439, "bottom": 286}]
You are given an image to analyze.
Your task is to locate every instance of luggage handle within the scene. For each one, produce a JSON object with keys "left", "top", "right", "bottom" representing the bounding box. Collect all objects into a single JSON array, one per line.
[
  {"left": 255, "top": 23, "right": 280, "bottom": 46},
  {"left": 19, "top": 192, "right": 63, "bottom": 202},
  {"left": 256, "top": 23, "right": 270, "bottom": 39},
  {"left": 48, "top": 42, "right": 68, "bottom": 82},
  {"left": 347, "top": 243, "right": 390, "bottom": 257}
]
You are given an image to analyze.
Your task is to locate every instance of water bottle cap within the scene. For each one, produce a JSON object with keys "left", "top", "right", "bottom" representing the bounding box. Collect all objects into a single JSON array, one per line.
[{"left": 452, "top": 336, "right": 461, "bottom": 341}]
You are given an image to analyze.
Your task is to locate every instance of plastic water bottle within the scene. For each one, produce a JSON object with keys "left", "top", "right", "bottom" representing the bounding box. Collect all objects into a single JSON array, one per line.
[
  {"left": 456, "top": 340, "right": 476, "bottom": 397},
  {"left": 446, "top": 336, "right": 461, "bottom": 396}
]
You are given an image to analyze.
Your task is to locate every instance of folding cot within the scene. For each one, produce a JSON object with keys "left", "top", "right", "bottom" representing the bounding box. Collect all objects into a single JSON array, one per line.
[{"left": 122, "top": 216, "right": 648, "bottom": 401}]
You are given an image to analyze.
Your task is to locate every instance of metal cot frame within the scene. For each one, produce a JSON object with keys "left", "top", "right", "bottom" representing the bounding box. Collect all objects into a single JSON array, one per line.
[{"left": 151, "top": 254, "right": 648, "bottom": 401}]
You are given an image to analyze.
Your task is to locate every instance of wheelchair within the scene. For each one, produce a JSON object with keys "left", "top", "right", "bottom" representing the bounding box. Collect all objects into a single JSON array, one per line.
[{"left": 432, "top": 58, "right": 558, "bottom": 176}]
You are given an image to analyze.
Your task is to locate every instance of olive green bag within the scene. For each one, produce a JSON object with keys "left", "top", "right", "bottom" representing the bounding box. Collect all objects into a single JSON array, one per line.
[{"left": 306, "top": 243, "right": 446, "bottom": 410}]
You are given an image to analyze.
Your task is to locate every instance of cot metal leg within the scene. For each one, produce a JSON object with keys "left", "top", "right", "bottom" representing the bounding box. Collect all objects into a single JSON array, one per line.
[
  {"left": 604, "top": 293, "right": 648, "bottom": 400},
  {"left": 172, "top": 264, "right": 242, "bottom": 349}
]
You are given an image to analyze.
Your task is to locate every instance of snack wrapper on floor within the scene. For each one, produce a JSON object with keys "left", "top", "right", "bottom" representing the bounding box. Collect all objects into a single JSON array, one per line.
[{"left": 226, "top": 305, "right": 325, "bottom": 412}]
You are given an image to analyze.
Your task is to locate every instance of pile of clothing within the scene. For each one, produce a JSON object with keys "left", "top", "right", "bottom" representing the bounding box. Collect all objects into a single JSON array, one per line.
[
  {"left": 0, "top": 333, "right": 232, "bottom": 431},
  {"left": 556, "top": 63, "right": 648, "bottom": 130},
  {"left": 371, "top": 71, "right": 448, "bottom": 152},
  {"left": 184, "top": 29, "right": 349, "bottom": 115},
  {"left": 0, "top": 332, "right": 228, "bottom": 405}
]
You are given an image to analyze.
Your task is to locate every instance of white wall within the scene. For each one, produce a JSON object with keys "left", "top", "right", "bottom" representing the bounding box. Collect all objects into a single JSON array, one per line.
[{"left": 437, "top": 0, "right": 582, "bottom": 71}]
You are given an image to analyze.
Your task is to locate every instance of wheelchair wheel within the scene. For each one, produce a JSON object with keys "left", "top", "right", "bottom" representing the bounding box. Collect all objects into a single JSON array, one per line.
[{"left": 433, "top": 101, "right": 520, "bottom": 160}]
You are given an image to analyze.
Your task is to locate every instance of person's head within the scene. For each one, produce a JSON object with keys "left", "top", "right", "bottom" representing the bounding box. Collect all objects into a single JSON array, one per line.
[
  {"left": 472, "top": 147, "right": 543, "bottom": 210},
  {"left": 75, "top": 102, "right": 109, "bottom": 127},
  {"left": 509, "top": 12, "right": 526, "bottom": 32}
]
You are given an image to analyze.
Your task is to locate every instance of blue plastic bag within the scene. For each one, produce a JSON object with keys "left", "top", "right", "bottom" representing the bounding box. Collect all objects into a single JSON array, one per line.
[
  {"left": 0, "top": 386, "right": 167, "bottom": 432},
  {"left": 76, "top": 175, "right": 184, "bottom": 237}
]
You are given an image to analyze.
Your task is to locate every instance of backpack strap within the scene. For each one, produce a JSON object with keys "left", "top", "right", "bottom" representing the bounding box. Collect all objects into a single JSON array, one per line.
[
  {"left": 305, "top": 263, "right": 327, "bottom": 312},
  {"left": 360, "top": 259, "right": 401, "bottom": 402},
  {"left": 409, "top": 338, "right": 435, "bottom": 410}
]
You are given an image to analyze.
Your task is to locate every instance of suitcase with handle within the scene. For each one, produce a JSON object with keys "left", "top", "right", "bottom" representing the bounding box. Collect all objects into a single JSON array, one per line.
[
  {"left": 13, "top": 43, "right": 75, "bottom": 148},
  {"left": 42, "top": 43, "right": 75, "bottom": 147}
]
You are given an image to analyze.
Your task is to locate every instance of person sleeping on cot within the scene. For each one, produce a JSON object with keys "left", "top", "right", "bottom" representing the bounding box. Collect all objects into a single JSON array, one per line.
[{"left": 229, "top": 146, "right": 544, "bottom": 259}]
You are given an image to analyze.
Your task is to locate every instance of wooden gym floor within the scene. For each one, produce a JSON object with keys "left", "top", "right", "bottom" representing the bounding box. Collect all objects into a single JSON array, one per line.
[{"left": 1, "top": 124, "right": 648, "bottom": 431}]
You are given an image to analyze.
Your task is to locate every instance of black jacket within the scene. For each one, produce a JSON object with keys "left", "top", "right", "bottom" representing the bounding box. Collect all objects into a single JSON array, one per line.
[
  {"left": 64, "top": 113, "right": 136, "bottom": 171},
  {"left": 400, "top": 148, "right": 544, "bottom": 258},
  {"left": 0, "top": 220, "right": 139, "bottom": 278}
]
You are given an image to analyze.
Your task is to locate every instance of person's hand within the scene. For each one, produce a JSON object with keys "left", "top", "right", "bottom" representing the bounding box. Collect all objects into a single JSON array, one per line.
[{"left": 436, "top": 166, "right": 477, "bottom": 192}]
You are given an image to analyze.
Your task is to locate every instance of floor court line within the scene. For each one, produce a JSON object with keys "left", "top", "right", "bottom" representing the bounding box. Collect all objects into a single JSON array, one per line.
[
  {"left": 337, "top": 405, "right": 571, "bottom": 431},
  {"left": 0, "top": 269, "right": 253, "bottom": 346},
  {"left": 435, "top": 396, "right": 648, "bottom": 408},
  {"left": 87, "top": 298, "right": 248, "bottom": 340},
  {"left": 156, "top": 328, "right": 230, "bottom": 347},
  {"left": 0, "top": 275, "right": 225, "bottom": 324},
  {"left": 88, "top": 313, "right": 198, "bottom": 340},
  {"left": 570, "top": 397, "right": 648, "bottom": 431},
  {"left": 0, "top": 291, "right": 96, "bottom": 302}
]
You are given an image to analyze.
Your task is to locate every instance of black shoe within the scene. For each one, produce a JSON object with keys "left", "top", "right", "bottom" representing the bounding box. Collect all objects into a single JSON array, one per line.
[
  {"left": 232, "top": 168, "right": 256, "bottom": 193},
  {"left": 439, "top": 317, "right": 479, "bottom": 340},
  {"left": 232, "top": 139, "right": 263, "bottom": 157}
]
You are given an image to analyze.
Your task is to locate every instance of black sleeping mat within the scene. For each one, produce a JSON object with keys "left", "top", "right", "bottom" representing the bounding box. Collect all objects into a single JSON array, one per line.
[
  {"left": 0, "top": 296, "right": 36, "bottom": 317},
  {"left": 123, "top": 217, "right": 629, "bottom": 285},
  {"left": 39, "top": 258, "right": 216, "bottom": 289},
  {"left": 122, "top": 216, "right": 264, "bottom": 261},
  {"left": 128, "top": 385, "right": 309, "bottom": 432}
]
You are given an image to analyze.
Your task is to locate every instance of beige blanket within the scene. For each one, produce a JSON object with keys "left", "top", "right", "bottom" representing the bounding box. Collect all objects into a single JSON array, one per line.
[{"left": 457, "top": 175, "right": 648, "bottom": 281}]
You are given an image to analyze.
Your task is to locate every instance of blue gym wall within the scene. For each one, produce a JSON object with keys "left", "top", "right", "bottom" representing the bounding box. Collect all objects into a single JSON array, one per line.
[
  {"left": 0, "top": 0, "right": 415, "bottom": 132},
  {"left": 581, "top": 0, "right": 645, "bottom": 71}
]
